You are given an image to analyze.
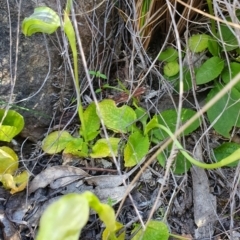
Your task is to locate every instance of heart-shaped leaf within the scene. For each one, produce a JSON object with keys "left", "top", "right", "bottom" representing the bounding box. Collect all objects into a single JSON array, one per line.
[
  {"left": 152, "top": 109, "right": 200, "bottom": 141},
  {"left": 98, "top": 99, "right": 136, "bottom": 133}
]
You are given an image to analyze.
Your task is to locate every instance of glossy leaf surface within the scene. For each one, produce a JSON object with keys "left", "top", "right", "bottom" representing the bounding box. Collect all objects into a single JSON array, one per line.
[
  {"left": 22, "top": 7, "right": 60, "bottom": 36},
  {"left": 0, "top": 146, "right": 18, "bottom": 174},
  {"left": 0, "top": 109, "right": 24, "bottom": 142}
]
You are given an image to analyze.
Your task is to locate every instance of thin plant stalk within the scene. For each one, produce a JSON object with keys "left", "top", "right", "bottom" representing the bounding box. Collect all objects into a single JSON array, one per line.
[
  {"left": 64, "top": 0, "right": 86, "bottom": 141},
  {"left": 206, "top": 0, "right": 217, "bottom": 35}
]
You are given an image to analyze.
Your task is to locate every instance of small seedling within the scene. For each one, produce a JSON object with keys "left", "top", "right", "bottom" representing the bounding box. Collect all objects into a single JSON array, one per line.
[{"left": 89, "top": 70, "right": 107, "bottom": 80}]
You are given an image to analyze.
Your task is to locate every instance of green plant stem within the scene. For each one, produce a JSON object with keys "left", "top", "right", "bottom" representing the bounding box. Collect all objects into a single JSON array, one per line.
[
  {"left": 103, "top": 84, "right": 125, "bottom": 92},
  {"left": 64, "top": 0, "right": 87, "bottom": 141},
  {"left": 158, "top": 124, "right": 240, "bottom": 169},
  {"left": 206, "top": 0, "right": 216, "bottom": 36},
  {"left": 140, "top": 0, "right": 151, "bottom": 29}
]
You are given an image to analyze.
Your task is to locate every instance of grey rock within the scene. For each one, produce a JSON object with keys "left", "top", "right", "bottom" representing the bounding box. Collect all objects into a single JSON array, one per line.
[
  {"left": 0, "top": 0, "right": 62, "bottom": 141},
  {"left": 0, "top": 0, "right": 107, "bottom": 141}
]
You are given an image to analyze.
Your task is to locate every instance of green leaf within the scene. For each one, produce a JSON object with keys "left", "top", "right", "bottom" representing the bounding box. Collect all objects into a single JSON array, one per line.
[
  {"left": 158, "top": 47, "right": 178, "bottom": 62},
  {"left": 157, "top": 147, "right": 191, "bottom": 174},
  {"left": 96, "top": 71, "right": 107, "bottom": 79},
  {"left": 36, "top": 193, "right": 89, "bottom": 240},
  {"left": 42, "top": 131, "right": 74, "bottom": 154},
  {"left": 63, "top": 138, "right": 88, "bottom": 157},
  {"left": 124, "top": 132, "right": 150, "bottom": 167},
  {"left": 222, "top": 62, "right": 240, "bottom": 91},
  {"left": 208, "top": 37, "right": 220, "bottom": 56},
  {"left": 196, "top": 56, "right": 224, "bottom": 85},
  {"left": 174, "top": 67, "right": 193, "bottom": 92},
  {"left": 174, "top": 152, "right": 192, "bottom": 174},
  {"left": 132, "top": 221, "right": 169, "bottom": 240},
  {"left": 157, "top": 152, "right": 166, "bottom": 167},
  {"left": 152, "top": 109, "right": 200, "bottom": 141},
  {"left": 189, "top": 34, "right": 209, "bottom": 53},
  {"left": 87, "top": 192, "right": 116, "bottom": 232},
  {"left": 218, "top": 24, "right": 239, "bottom": 51},
  {"left": 80, "top": 103, "right": 100, "bottom": 141},
  {"left": 102, "top": 221, "right": 125, "bottom": 240},
  {"left": 206, "top": 83, "right": 240, "bottom": 138},
  {"left": 98, "top": 99, "right": 136, "bottom": 133},
  {"left": 163, "top": 60, "right": 179, "bottom": 77},
  {"left": 63, "top": 10, "right": 77, "bottom": 67},
  {"left": 36, "top": 191, "right": 118, "bottom": 240},
  {"left": 22, "top": 7, "right": 60, "bottom": 36},
  {"left": 135, "top": 107, "right": 149, "bottom": 129},
  {"left": 144, "top": 115, "right": 159, "bottom": 135},
  {"left": 0, "top": 146, "right": 18, "bottom": 174},
  {"left": 0, "top": 109, "right": 24, "bottom": 142},
  {"left": 1, "top": 170, "right": 29, "bottom": 194},
  {"left": 213, "top": 142, "right": 240, "bottom": 167},
  {"left": 90, "top": 138, "right": 120, "bottom": 158},
  {"left": 89, "top": 70, "right": 97, "bottom": 76}
]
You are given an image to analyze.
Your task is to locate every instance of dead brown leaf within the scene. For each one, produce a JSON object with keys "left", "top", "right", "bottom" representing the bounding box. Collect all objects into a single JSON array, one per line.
[{"left": 29, "top": 166, "right": 90, "bottom": 194}]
